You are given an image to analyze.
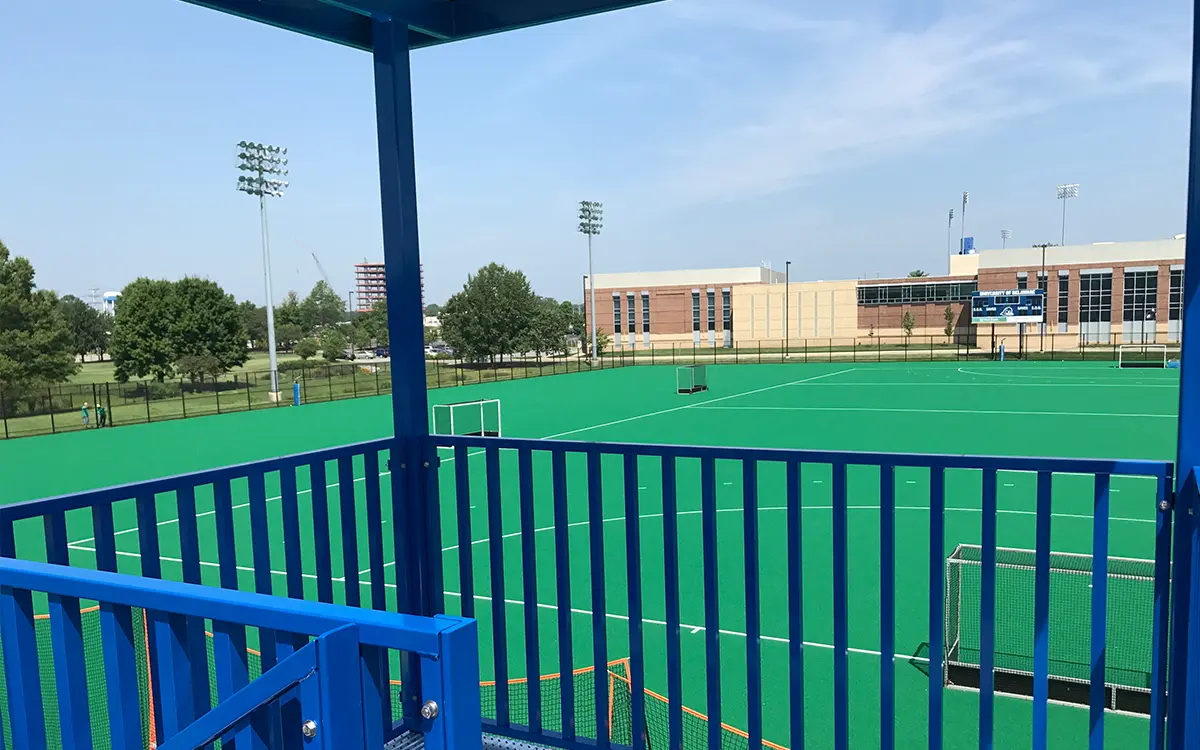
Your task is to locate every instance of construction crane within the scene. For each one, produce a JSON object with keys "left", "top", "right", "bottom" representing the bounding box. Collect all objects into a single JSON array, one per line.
[{"left": 298, "top": 241, "right": 353, "bottom": 312}]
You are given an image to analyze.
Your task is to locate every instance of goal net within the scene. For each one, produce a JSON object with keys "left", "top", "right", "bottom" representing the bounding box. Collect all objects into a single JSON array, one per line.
[
  {"left": 1118, "top": 344, "right": 1173, "bottom": 368},
  {"left": 944, "top": 544, "right": 1156, "bottom": 713},
  {"left": 431, "top": 399, "right": 501, "bottom": 436},
  {"left": 676, "top": 365, "right": 708, "bottom": 395}
]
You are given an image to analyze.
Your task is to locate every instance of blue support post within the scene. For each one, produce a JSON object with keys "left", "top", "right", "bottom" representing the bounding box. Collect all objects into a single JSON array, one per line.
[
  {"left": 373, "top": 12, "right": 436, "bottom": 727},
  {"left": 1172, "top": 0, "right": 1200, "bottom": 739}
]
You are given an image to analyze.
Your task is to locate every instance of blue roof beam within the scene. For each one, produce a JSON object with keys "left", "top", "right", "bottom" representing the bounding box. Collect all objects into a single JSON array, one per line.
[{"left": 180, "top": 0, "right": 663, "bottom": 51}]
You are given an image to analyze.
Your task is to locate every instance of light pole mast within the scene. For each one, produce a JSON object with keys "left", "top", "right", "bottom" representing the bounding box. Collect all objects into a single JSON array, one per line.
[
  {"left": 1057, "top": 183, "right": 1079, "bottom": 246},
  {"left": 784, "top": 260, "right": 791, "bottom": 357},
  {"left": 947, "top": 208, "right": 955, "bottom": 267},
  {"left": 237, "top": 141, "right": 289, "bottom": 400},
  {"left": 1001, "top": 229, "right": 1011, "bottom": 249},
  {"left": 961, "top": 191, "right": 969, "bottom": 253},
  {"left": 578, "top": 200, "right": 603, "bottom": 361}
]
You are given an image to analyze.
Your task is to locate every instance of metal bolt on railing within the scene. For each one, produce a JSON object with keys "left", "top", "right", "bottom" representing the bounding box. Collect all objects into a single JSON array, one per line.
[
  {"left": 302, "top": 719, "right": 318, "bottom": 738},
  {"left": 421, "top": 700, "right": 439, "bottom": 720}
]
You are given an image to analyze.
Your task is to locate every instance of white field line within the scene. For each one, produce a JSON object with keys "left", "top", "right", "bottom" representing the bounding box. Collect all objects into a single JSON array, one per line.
[
  {"left": 956, "top": 367, "right": 1178, "bottom": 384},
  {"left": 786, "top": 382, "right": 1178, "bottom": 388},
  {"left": 695, "top": 405, "right": 1175, "bottom": 419},
  {"left": 68, "top": 367, "right": 855, "bottom": 547}
]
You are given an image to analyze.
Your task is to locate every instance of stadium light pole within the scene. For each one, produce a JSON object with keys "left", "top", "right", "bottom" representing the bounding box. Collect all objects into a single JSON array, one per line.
[
  {"left": 578, "top": 200, "right": 603, "bottom": 361},
  {"left": 1001, "top": 229, "right": 1011, "bottom": 249},
  {"left": 784, "top": 260, "right": 791, "bottom": 358},
  {"left": 947, "top": 208, "right": 955, "bottom": 269},
  {"left": 1034, "top": 242, "right": 1054, "bottom": 351},
  {"left": 1057, "top": 183, "right": 1079, "bottom": 246},
  {"left": 237, "top": 141, "right": 289, "bottom": 401},
  {"left": 961, "top": 191, "right": 969, "bottom": 253}
]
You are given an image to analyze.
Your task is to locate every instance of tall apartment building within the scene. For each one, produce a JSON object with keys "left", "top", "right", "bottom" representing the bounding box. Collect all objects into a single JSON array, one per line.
[{"left": 355, "top": 261, "right": 424, "bottom": 312}]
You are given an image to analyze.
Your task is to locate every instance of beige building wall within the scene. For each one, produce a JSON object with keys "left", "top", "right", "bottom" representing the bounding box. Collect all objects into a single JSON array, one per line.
[{"left": 733, "top": 280, "right": 859, "bottom": 345}]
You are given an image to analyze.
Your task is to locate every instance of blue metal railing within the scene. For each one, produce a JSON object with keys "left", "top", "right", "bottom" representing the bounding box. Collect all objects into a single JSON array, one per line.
[
  {"left": 0, "top": 435, "right": 1184, "bottom": 749},
  {"left": 0, "top": 556, "right": 479, "bottom": 750}
]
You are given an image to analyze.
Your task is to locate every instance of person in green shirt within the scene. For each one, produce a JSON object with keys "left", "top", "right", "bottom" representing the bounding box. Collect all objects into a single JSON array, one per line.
[
  {"left": 96, "top": 403, "right": 107, "bottom": 428},
  {"left": 81, "top": 402, "right": 89, "bottom": 427}
]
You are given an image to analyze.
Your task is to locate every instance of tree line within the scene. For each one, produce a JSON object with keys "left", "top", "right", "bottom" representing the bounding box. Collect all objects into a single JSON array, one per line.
[{"left": 1, "top": 236, "right": 591, "bottom": 415}]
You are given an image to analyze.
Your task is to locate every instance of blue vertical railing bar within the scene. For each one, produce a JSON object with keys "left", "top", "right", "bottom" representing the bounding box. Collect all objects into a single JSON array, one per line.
[
  {"left": 424, "top": 446, "right": 445, "bottom": 618},
  {"left": 980, "top": 469, "right": 998, "bottom": 750},
  {"left": 309, "top": 462, "right": 335, "bottom": 604},
  {"left": 879, "top": 464, "right": 895, "bottom": 750},
  {"left": 1151, "top": 474, "right": 1173, "bottom": 750},
  {"left": 364, "top": 451, "right": 387, "bottom": 612},
  {"left": 174, "top": 484, "right": 212, "bottom": 722},
  {"left": 517, "top": 448, "right": 542, "bottom": 733},
  {"left": 700, "top": 456, "right": 723, "bottom": 750},
  {"left": 928, "top": 467, "right": 945, "bottom": 750},
  {"left": 453, "top": 444, "right": 475, "bottom": 618},
  {"left": 586, "top": 448, "right": 610, "bottom": 748},
  {"left": 743, "top": 459, "right": 763, "bottom": 750},
  {"left": 135, "top": 492, "right": 166, "bottom": 745},
  {"left": 338, "top": 456, "right": 362, "bottom": 609},
  {"left": 832, "top": 462, "right": 849, "bottom": 750},
  {"left": 44, "top": 510, "right": 90, "bottom": 749},
  {"left": 0, "top": 580, "right": 46, "bottom": 750},
  {"left": 1186, "top": 489, "right": 1200, "bottom": 748},
  {"left": 552, "top": 448, "right": 576, "bottom": 740},
  {"left": 787, "top": 461, "right": 805, "bottom": 750},
  {"left": 1167, "top": 472, "right": 1193, "bottom": 750},
  {"left": 662, "top": 455, "right": 684, "bottom": 750},
  {"left": 1032, "top": 471, "right": 1053, "bottom": 750},
  {"left": 279, "top": 468, "right": 305, "bottom": 602},
  {"left": 92, "top": 500, "right": 144, "bottom": 749},
  {"left": 624, "top": 452, "right": 647, "bottom": 750},
  {"left": 485, "top": 445, "right": 510, "bottom": 727},
  {"left": 248, "top": 469, "right": 283, "bottom": 746},
  {"left": 1090, "top": 474, "right": 1111, "bottom": 749},
  {"left": 156, "top": 612, "right": 198, "bottom": 740}
]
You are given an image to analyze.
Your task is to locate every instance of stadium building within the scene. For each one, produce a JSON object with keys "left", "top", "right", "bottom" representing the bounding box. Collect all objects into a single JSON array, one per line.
[{"left": 584, "top": 237, "right": 1185, "bottom": 351}]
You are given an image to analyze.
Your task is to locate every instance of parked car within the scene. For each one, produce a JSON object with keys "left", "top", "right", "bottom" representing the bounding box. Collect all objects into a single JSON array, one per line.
[{"left": 374, "top": 347, "right": 390, "bottom": 358}]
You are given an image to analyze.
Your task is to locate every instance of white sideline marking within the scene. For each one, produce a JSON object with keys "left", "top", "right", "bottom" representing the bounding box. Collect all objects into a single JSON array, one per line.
[
  {"left": 695, "top": 405, "right": 1174, "bottom": 419},
  {"left": 69, "top": 368, "right": 854, "bottom": 548},
  {"left": 956, "top": 367, "right": 1178, "bottom": 384}
]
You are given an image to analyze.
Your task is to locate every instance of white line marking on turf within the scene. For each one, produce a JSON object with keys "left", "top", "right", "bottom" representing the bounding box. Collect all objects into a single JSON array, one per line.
[
  {"left": 956, "top": 367, "right": 1178, "bottom": 384},
  {"left": 695, "top": 405, "right": 1174, "bottom": 419}
]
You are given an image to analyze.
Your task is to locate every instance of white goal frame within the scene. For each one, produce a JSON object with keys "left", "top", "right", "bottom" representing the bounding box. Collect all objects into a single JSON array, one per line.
[
  {"left": 1117, "top": 344, "right": 1172, "bottom": 368},
  {"left": 431, "top": 399, "right": 502, "bottom": 437}
]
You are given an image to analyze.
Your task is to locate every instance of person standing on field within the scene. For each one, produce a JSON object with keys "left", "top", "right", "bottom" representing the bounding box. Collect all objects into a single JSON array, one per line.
[
  {"left": 97, "top": 403, "right": 107, "bottom": 428},
  {"left": 81, "top": 401, "right": 89, "bottom": 427}
]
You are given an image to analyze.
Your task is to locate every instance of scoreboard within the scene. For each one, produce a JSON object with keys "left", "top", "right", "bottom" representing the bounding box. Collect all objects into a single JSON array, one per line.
[{"left": 971, "top": 290, "right": 1045, "bottom": 324}]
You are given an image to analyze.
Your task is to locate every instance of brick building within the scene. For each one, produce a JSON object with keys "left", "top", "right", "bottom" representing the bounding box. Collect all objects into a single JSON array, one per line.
[
  {"left": 355, "top": 261, "right": 424, "bottom": 312},
  {"left": 584, "top": 237, "right": 1185, "bottom": 350}
]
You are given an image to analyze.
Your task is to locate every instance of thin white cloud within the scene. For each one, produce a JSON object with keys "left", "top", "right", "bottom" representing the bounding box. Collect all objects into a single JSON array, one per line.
[{"left": 627, "top": 0, "right": 1191, "bottom": 207}]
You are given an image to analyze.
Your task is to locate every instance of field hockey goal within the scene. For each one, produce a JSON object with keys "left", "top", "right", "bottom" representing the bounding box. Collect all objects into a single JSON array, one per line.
[
  {"left": 676, "top": 365, "right": 708, "bottom": 395},
  {"left": 431, "top": 399, "right": 501, "bottom": 436},
  {"left": 1117, "top": 344, "right": 1176, "bottom": 368}
]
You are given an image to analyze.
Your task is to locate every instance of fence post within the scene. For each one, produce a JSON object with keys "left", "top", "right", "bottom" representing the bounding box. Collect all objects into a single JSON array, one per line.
[
  {"left": 930, "top": 336, "right": 934, "bottom": 361},
  {"left": 215, "top": 377, "right": 222, "bottom": 414},
  {"left": 1, "top": 389, "right": 7, "bottom": 439},
  {"left": 353, "top": 365, "right": 359, "bottom": 398},
  {"left": 49, "top": 387, "right": 57, "bottom": 433},
  {"left": 91, "top": 383, "right": 99, "bottom": 419},
  {"left": 804, "top": 339, "right": 808, "bottom": 363},
  {"left": 105, "top": 382, "right": 113, "bottom": 426},
  {"left": 327, "top": 368, "right": 333, "bottom": 402},
  {"left": 246, "top": 376, "right": 253, "bottom": 411},
  {"left": 180, "top": 380, "right": 187, "bottom": 419},
  {"left": 145, "top": 383, "right": 151, "bottom": 423}
]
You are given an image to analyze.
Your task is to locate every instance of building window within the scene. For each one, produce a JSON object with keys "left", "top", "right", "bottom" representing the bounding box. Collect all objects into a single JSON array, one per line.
[
  {"left": 642, "top": 292, "right": 651, "bottom": 333},
  {"left": 1170, "top": 269, "right": 1184, "bottom": 321},
  {"left": 1017, "top": 274, "right": 1028, "bottom": 290},
  {"left": 707, "top": 290, "right": 716, "bottom": 331},
  {"left": 1079, "top": 272, "right": 1112, "bottom": 323},
  {"left": 1058, "top": 275, "right": 1069, "bottom": 324},
  {"left": 612, "top": 295, "right": 622, "bottom": 334},
  {"left": 692, "top": 291, "right": 700, "bottom": 332},
  {"left": 1123, "top": 270, "right": 1158, "bottom": 323},
  {"left": 856, "top": 281, "right": 977, "bottom": 306},
  {"left": 1038, "top": 272, "right": 1047, "bottom": 295},
  {"left": 722, "top": 289, "right": 732, "bottom": 331},
  {"left": 627, "top": 292, "right": 636, "bottom": 334}
]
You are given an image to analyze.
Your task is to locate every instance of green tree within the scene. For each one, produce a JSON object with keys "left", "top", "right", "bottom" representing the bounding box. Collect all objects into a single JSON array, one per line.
[
  {"left": 239, "top": 301, "right": 268, "bottom": 347},
  {"left": 901, "top": 310, "right": 917, "bottom": 340},
  {"left": 943, "top": 306, "right": 956, "bottom": 342},
  {"left": 175, "top": 353, "right": 224, "bottom": 386},
  {"left": 168, "top": 277, "right": 248, "bottom": 373},
  {"left": 523, "top": 297, "right": 571, "bottom": 357},
  {"left": 59, "top": 295, "right": 108, "bottom": 360},
  {"left": 439, "top": 263, "right": 538, "bottom": 364},
  {"left": 0, "top": 239, "right": 77, "bottom": 402},
  {"left": 357, "top": 300, "right": 389, "bottom": 346},
  {"left": 276, "top": 291, "right": 304, "bottom": 329},
  {"left": 275, "top": 323, "right": 304, "bottom": 352},
  {"left": 423, "top": 327, "right": 440, "bottom": 346},
  {"left": 319, "top": 327, "right": 347, "bottom": 361},
  {"left": 301, "top": 281, "right": 345, "bottom": 331},
  {"left": 908, "top": 270, "right": 929, "bottom": 277},
  {"left": 424, "top": 303, "right": 442, "bottom": 317},
  {"left": 111, "top": 278, "right": 177, "bottom": 382},
  {"left": 294, "top": 337, "right": 319, "bottom": 360}
]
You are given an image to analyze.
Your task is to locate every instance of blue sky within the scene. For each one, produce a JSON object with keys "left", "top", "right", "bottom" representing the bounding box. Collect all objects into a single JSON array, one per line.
[{"left": 0, "top": 0, "right": 1192, "bottom": 307}]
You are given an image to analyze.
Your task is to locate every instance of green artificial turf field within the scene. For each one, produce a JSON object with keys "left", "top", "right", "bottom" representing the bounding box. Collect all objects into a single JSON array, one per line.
[{"left": 0, "top": 361, "right": 1179, "bottom": 749}]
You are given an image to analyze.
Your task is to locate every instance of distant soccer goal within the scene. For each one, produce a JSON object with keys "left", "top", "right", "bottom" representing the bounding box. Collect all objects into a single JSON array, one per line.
[
  {"left": 676, "top": 365, "right": 708, "bottom": 395},
  {"left": 1117, "top": 344, "right": 1175, "bottom": 369},
  {"left": 431, "top": 399, "right": 501, "bottom": 437}
]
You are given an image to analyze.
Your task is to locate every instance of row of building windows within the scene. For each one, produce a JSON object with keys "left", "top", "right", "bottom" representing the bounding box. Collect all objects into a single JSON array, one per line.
[
  {"left": 612, "top": 291, "right": 651, "bottom": 334},
  {"left": 690, "top": 289, "right": 732, "bottom": 333},
  {"left": 857, "top": 281, "right": 977, "bottom": 305}
]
